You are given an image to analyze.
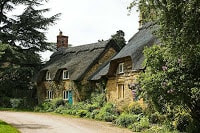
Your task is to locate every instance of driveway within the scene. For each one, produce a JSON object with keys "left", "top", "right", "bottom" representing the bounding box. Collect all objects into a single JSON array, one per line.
[{"left": 0, "top": 111, "right": 132, "bottom": 133}]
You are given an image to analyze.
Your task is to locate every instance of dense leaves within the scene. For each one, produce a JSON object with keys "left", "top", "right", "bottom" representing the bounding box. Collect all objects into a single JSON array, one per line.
[
  {"left": 0, "top": 43, "right": 40, "bottom": 107},
  {"left": 111, "top": 30, "right": 126, "bottom": 49},
  {"left": 0, "top": 0, "right": 59, "bottom": 108},
  {"left": 0, "top": 0, "right": 60, "bottom": 51},
  {"left": 129, "top": 0, "right": 200, "bottom": 132}
]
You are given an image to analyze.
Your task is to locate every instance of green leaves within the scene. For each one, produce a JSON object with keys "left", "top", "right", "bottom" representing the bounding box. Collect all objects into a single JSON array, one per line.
[
  {"left": 133, "top": 0, "right": 200, "bottom": 131},
  {"left": 0, "top": 0, "right": 60, "bottom": 52}
]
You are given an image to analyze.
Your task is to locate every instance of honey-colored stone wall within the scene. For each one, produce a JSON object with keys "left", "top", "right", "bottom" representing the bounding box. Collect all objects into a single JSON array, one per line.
[
  {"left": 82, "top": 47, "right": 116, "bottom": 84},
  {"left": 37, "top": 80, "right": 79, "bottom": 104},
  {"left": 106, "top": 57, "right": 140, "bottom": 106},
  {"left": 79, "top": 47, "right": 117, "bottom": 100},
  {"left": 37, "top": 47, "right": 117, "bottom": 104}
]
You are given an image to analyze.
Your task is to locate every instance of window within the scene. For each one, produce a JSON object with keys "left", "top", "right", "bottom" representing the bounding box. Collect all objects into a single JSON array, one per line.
[
  {"left": 118, "top": 84, "right": 124, "bottom": 99},
  {"left": 63, "top": 70, "right": 69, "bottom": 79},
  {"left": 118, "top": 63, "right": 124, "bottom": 74},
  {"left": 63, "top": 90, "right": 69, "bottom": 100},
  {"left": 46, "top": 71, "right": 51, "bottom": 80},
  {"left": 47, "top": 90, "right": 53, "bottom": 100}
]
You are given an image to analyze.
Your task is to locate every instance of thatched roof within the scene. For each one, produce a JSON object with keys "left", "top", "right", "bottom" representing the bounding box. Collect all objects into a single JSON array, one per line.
[
  {"left": 90, "top": 22, "right": 157, "bottom": 80},
  {"left": 37, "top": 40, "right": 120, "bottom": 82}
]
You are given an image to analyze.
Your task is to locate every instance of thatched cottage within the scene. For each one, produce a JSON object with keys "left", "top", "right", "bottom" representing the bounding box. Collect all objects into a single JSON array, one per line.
[
  {"left": 90, "top": 23, "right": 157, "bottom": 106},
  {"left": 37, "top": 32, "right": 120, "bottom": 104}
]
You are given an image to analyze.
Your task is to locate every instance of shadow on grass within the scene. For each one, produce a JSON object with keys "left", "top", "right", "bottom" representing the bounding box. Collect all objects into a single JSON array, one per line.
[
  {"left": 11, "top": 123, "right": 51, "bottom": 130},
  {"left": 0, "top": 120, "right": 9, "bottom": 125}
]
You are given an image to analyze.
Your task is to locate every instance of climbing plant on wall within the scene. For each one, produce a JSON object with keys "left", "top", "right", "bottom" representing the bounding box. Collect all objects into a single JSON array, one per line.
[{"left": 129, "top": 0, "right": 200, "bottom": 132}]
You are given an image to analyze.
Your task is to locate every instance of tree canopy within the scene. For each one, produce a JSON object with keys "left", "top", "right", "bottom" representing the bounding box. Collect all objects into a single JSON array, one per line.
[
  {"left": 0, "top": 0, "right": 60, "bottom": 108},
  {"left": 111, "top": 30, "right": 126, "bottom": 49},
  {"left": 129, "top": 0, "right": 200, "bottom": 132},
  {"left": 0, "top": 0, "right": 60, "bottom": 52}
]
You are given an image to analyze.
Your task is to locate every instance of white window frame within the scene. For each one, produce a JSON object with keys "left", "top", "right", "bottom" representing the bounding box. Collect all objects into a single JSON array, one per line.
[
  {"left": 63, "top": 90, "right": 69, "bottom": 100},
  {"left": 63, "top": 70, "right": 69, "bottom": 80},
  {"left": 46, "top": 71, "right": 51, "bottom": 80},
  {"left": 118, "top": 63, "right": 124, "bottom": 74},
  {"left": 47, "top": 90, "right": 53, "bottom": 100}
]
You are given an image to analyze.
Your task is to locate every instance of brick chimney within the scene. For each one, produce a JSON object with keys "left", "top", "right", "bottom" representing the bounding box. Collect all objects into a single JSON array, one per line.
[{"left": 57, "top": 31, "right": 68, "bottom": 49}]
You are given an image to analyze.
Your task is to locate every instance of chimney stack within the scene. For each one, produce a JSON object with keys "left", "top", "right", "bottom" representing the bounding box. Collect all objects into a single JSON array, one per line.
[{"left": 57, "top": 30, "right": 68, "bottom": 49}]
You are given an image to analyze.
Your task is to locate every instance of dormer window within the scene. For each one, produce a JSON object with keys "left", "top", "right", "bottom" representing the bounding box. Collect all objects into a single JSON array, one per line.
[
  {"left": 118, "top": 63, "right": 124, "bottom": 74},
  {"left": 46, "top": 71, "right": 51, "bottom": 80},
  {"left": 63, "top": 70, "right": 69, "bottom": 80}
]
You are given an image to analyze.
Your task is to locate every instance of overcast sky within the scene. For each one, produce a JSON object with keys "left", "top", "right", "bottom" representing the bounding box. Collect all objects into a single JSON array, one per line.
[{"left": 40, "top": 0, "right": 139, "bottom": 61}]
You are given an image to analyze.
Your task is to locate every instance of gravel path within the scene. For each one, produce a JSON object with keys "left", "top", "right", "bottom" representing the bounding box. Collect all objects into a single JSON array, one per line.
[{"left": 0, "top": 111, "right": 132, "bottom": 133}]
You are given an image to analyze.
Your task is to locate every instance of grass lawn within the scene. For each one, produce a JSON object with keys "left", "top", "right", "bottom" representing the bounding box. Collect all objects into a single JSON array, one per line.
[{"left": 0, "top": 120, "right": 20, "bottom": 133}]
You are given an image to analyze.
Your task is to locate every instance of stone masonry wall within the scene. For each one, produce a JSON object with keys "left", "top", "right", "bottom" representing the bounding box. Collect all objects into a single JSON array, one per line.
[{"left": 106, "top": 57, "right": 140, "bottom": 107}]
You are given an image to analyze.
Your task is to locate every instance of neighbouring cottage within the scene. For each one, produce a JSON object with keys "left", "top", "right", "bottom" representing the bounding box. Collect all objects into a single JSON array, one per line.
[
  {"left": 36, "top": 32, "right": 120, "bottom": 104},
  {"left": 90, "top": 23, "right": 157, "bottom": 106}
]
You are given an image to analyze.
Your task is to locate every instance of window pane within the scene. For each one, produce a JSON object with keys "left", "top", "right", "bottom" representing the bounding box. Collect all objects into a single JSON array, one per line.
[
  {"left": 63, "top": 70, "right": 69, "bottom": 79},
  {"left": 118, "top": 84, "right": 124, "bottom": 99}
]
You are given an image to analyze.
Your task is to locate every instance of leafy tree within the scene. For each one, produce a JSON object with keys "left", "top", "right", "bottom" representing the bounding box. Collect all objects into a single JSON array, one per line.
[
  {"left": 0, "top": 0, "right": 60, "bottom": 51},
  {"left": 111, "top": 30, "right": 126, "bottom": 49},
  {"left": 129, "top": 0, "right": 200, "bottom": 132},
  {"left": 0, "top": 0, "right": 60, "bottom": 107}
]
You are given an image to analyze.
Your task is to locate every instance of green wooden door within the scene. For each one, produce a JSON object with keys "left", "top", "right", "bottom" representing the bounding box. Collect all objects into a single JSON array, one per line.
[{"left": 68, "top": 91, "right": 73, "bottom": 104}]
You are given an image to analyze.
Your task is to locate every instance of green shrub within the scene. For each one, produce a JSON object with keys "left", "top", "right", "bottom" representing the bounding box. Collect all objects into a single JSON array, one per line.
[
  {"left": 72, "top": 102, "right": 86, "bottom": 110},
  {"left": 76, "top": 110, "right": 88, "bottom": 117},
  {"left": 142, "top": 125, "right": 179, "bottom": 133},
  {"left": 54, "top": 105, "right": 65, "bottom": 113},
  {"left": 149, "top": 112, "right": 166, "bottom": 124},
  {"left": 132, "top": 117, "right": 150, "bottom": 132},
  {"left": 173, "top": 110, "right": 192, "bottom": 132},
  {"left": 60, "top": 109, "right": 71, "bottom": 114},
  {"left": 65, "top": 103, "right": 72, "bottom": 109},
  {"left": 10, "top": 98, "right": 22, "bottom": 108},
  {"left": 86, "top": 104, "right": 98, "bottom": 112},
  {"left": 115, "top": 113, "right": 139, "bottom": 128},
  {"left": 90, "top": 109, "right": 100, "bottom": 119},
  {"left": 71, "top": 110, "right": 77, "bottom": 115},
  {"left": 34, "top": 106, "right": 41, "bottom": 112},
  {"left": 35, "top": 101, "right": 53, "bottom": 112},
  {"left": 128, "top": 101, "right": 143, "bottom": 114},
  {"left": 139, "top": 117, "right": 150, "bottom": 128},
  {"left": 85, "top": 112, "right": 92, "bottom": 118},
  {"left": 95, "top": 103, "right": 118, "bottom": 122},
  {"left": 90, "top": 93, "right": 105, "bottom": 107},
  {"left": 0, "top": 97, "right": 11, "bottom": 107},
  {"left": 51, "top": 98, "right": 65, "bottom": 108}
]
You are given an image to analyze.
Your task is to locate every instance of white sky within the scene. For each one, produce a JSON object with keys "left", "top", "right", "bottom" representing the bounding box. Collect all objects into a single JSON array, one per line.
[{"left": 31, "top": 0, "right": 139, "bottom": 61}]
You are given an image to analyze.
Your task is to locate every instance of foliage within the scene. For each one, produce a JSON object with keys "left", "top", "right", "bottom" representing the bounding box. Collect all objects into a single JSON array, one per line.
[
  {"left": 10, "top": 98, "right": 22, "bottom": 108},
  {"left": 128, "top": 101, "right": 144, "bottom": 114},
  {"left": 170, "top": 106, "right": 192, "bottom": 132},
  {"left": 131, "top": 117, "right": 150, "bottom": 132},
  {"left": 0, "top": 0, "right": 59, "bottom": 109},
  {"left": 90, "top": 93, "right": 105, "bottom": 107},
  {"left": 149, "top": 112, "right": 166, "bottom": 124},
  {"left": 76, "top": 110, "right": 89, "bottom": 117},
  {"left": 129, "top": 0, "right": 200, "bottom": 131},
  {"left": 95, "top": 103, "right": 118, "bottom": 122},
  {"left": 51, "top": 98, "right": 65, "bottom": 108},
  {"left": 111, "top": 30, "right": 126, "bottom": 49},
  {"left": 0, "top": 0, "right": 60, "bottom": 51},
  {"left": 0, "top": 120, "right": 20, "bottom": 133},
  {"left": 141, "top": 125, "right": 179, "bottom": 133},
  {"left": 90, "top": 109, "right": 100, "bottom": 119},
  {"left": 115, "top": 113, "right": 139, "bottom": 128},
  {"left": 0, "top": 97, "right": 11, "bottom": 107}
]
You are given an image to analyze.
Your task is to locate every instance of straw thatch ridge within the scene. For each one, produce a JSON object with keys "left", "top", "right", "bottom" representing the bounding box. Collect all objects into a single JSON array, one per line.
[
  {"left": 37, "top": 39, "right": 120, "bottom": 82},
  {"left": 90, "top": 22, "right": 157, "bottom": 80}
]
